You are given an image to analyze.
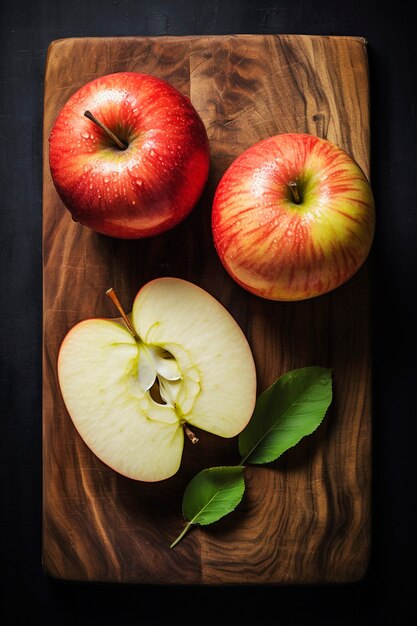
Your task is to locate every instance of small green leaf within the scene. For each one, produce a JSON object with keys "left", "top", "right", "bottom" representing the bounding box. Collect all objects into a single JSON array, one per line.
[
  {"left": 182, "top": 466, "right": 245, "bottom": 525},
  {"left": 170, "top": 466, "right": 245, "bottom": 548},
  {"left": 238, "top": 366, "right": 332, "bottom": 465}
]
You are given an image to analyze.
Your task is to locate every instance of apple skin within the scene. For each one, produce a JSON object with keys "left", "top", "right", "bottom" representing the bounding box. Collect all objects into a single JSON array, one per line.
[
  {"left": 212, "top": 133, "right": 375, "bottom": 301},
  {"left": 49, "top": 72, "right": 210, "bottom": 238}
]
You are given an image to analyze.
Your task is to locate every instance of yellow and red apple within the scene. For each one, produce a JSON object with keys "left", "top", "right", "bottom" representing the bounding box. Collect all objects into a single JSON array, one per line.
[
  {"left": 212, "top": 133, "right": 375, "bottom": 301},
  {"left": 49, "top": 72, "right": 210, "bottom": 238}
]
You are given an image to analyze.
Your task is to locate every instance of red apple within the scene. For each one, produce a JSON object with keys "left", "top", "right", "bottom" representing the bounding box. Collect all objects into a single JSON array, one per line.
[
  {"left": 212, "top": 133, "right": 375, "bottom": 301},
  {"left": 49, "top": 72, "right": 210, "bottom": 238}
]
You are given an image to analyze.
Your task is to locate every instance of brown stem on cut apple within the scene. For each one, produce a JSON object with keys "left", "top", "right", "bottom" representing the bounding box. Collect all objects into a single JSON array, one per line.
[
  {"left": 288, "top": 181, "right": 301, "bottom": 204},
  {"left": 184, "top": 424, "right": 199, "bottom": 444},
  {"left": 106, "top": 288, "right": 137, "bottom": 338},
  {"left": 84, "top": 110, "right": 128, "bottom": 150}
]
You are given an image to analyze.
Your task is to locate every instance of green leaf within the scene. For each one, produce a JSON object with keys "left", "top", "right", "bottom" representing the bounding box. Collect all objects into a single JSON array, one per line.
[
  {"left": 182, "top": 465, "right": 245, "bottom": 524},
  {"left": 170, "top": 466, "right": 245, "bottom": 548},
  {"left": 238, "top": 366, "right": 332, "bottom": 465}
]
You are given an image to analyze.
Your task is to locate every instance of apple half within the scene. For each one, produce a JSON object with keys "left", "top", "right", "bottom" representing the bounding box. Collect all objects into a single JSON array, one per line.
[{"left": 57, "top": 278, "right": 257, "bottom": 482}]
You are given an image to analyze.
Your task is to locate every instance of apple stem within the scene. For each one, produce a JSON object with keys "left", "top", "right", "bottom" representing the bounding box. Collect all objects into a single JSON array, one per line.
[
  {"left": 184, "top": 424, "right": 199, "bottom": 444},
  {"left": 106, "top": 288, "right": 137, "bottom": 338},
  {"left": 288, "top": 181, "right": 301, "bottom": 204},
  {"left": 84, "top": 110, "right": 128, "bottom": 150}
]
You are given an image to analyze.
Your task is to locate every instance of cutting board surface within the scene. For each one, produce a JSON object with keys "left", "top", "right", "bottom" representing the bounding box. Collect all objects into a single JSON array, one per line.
[{"left": 43, "top": 34, "right": 372, "bottom": 584}]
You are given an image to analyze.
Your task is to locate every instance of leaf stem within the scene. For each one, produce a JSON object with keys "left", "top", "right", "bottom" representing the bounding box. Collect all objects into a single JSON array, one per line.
[{"left": 170, "top": 521, "right": 193, "bottom": 549}]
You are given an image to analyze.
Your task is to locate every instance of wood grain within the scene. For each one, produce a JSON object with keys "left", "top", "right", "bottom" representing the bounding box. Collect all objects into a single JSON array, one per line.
[{"left": 42, "top": 34, "right": 372, "bottom": 584}]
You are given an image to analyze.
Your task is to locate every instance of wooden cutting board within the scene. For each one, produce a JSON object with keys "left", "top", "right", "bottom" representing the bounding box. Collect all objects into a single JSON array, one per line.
[{"left": 42, "top": 34, "right": 372, "bottom": 584}]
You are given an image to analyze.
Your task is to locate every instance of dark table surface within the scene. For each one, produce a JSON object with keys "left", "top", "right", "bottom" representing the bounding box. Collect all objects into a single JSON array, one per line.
[{"left": 1, "top": 1, "right": 416, "bottom": 625}]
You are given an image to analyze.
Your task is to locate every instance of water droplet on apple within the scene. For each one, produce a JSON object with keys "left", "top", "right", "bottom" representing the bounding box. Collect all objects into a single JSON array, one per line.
[
  {"left": 150, "top": 149, "right": 155, "bottom": 156},
  {"left": 135, "top": 180, "right": 143, "bottom": 187},
  {"left": 131, "top": 200, "right": 136, "bottom": 205},
  {"left": 83, "top": 163, "right": 92, "bottom": 172},
  {"left": 81, "top": 132, "right": 89, "bottom": 139},
  {"left": 104, "top": 177, "right": 110, "bottom": 183}
]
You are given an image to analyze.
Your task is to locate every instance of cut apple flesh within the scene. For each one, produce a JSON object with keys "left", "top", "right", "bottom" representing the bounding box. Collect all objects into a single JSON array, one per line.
[{"left": 58, "top": 278, "right": 257, "bottom": 482}]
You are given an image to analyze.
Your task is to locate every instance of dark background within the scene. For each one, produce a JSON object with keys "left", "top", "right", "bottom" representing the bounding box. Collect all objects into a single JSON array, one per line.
[{"left": 0, "top": 1, "right": 416, "bottom": 624}]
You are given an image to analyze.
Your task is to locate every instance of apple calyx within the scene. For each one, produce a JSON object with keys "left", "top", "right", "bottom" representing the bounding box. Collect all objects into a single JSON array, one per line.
[
  {"left": 84, "top": 110, "right": 128, "bottom": 151},
  {"left": 288, "top": 181, "right": 301, "bottom": 204},
  {"left": 183, "top": 425, "right": 199, "bottom": 444}
]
